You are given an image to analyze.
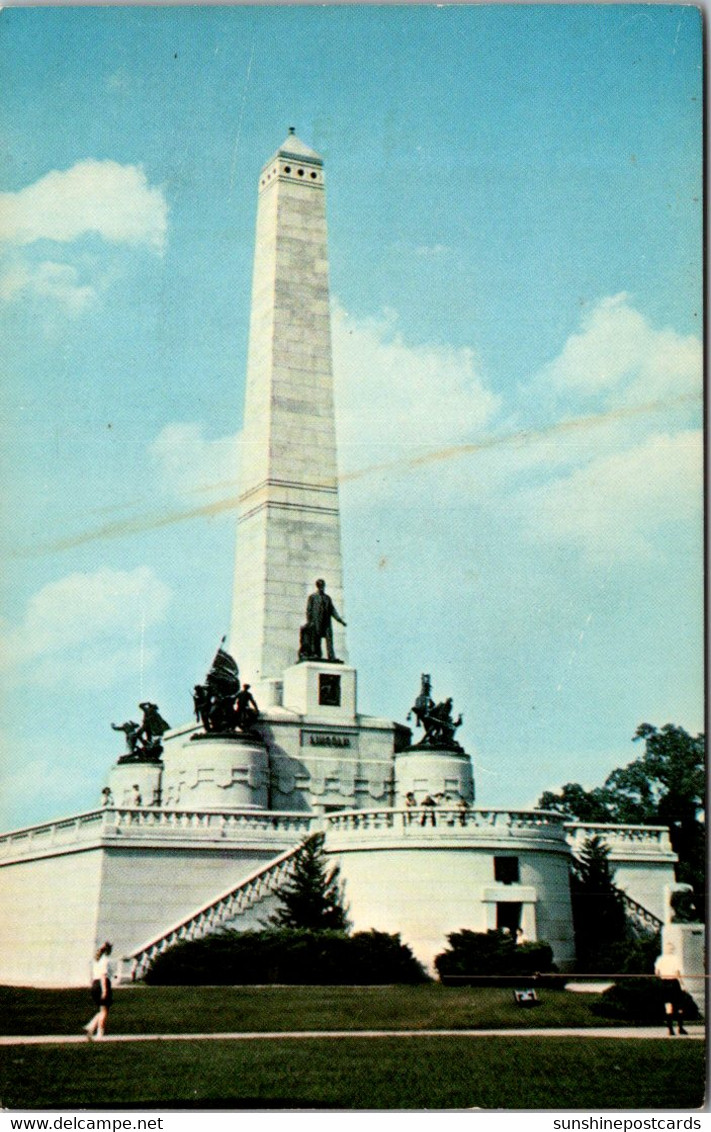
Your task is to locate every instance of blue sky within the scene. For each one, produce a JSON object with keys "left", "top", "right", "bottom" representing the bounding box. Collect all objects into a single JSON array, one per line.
[{"left": 0, "top": 4, "right": 703, "bottom": 828}]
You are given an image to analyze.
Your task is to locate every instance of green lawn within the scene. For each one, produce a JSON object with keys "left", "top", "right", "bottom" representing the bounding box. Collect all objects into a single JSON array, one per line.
[
  {"left": 0, "top": 1037, "right": 704, "bottom": 1109},
  {"left": 1, "top": 983, "right": 640, "bottom": 1036},
  {"left": 2, "top": 986, "right": 704, "bottom": 1110}
]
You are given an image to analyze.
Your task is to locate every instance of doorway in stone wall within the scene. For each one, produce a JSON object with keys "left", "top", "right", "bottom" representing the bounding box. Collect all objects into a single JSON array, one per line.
[{"left": 496, "top": 901, "right": 522, "bottom": 935}]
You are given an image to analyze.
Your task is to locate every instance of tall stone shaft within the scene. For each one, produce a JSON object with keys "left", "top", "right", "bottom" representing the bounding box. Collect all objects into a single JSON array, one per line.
[{"left": 230, "top": 131, "right": 346, "bottom": 686}]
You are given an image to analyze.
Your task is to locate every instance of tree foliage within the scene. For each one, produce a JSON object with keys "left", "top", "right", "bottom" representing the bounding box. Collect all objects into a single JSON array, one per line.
[
  {"left": 591, "top": 978, "right": 700, "bottom": 1023},
  {"left": 570, "top": 835, "right": 632, "bottom": 973},
  {"left": 539, "top": 723, "right": 705, "bottom": 899},
  {"left": 144, "top": 927, "right": 428, "bottom": 985},
  {"left": 434, "top": 929, "right": 555, "bottom": 985},
  {"left": 270, "top": 832, "right": 350, "bottom": 932}
]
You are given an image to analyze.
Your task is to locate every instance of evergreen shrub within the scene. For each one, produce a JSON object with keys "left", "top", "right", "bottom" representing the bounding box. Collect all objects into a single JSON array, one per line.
[
  {"left": 143, "top": 927, "right": 429, "bottom": 985},
  {"left": 434, "top": 929, "right": 556, "bottom": 986},
  {"left": 591, "top": 978, "right": 700, "bottom": 1023}
]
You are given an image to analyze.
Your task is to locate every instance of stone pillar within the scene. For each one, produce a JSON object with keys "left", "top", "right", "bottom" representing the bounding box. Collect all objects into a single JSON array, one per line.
[
  {"left": 230, "top": 131, "right": 346, "bottom": 689},
  {"left": 661, "top": 922, "right": 706, "bottom": 1013},
  {"left": 662, "top": 884, "right": 705, "bottom": 1013},
  {"left": 161, "top": 734, "right": 269, "bottom": 810},
  {"left": 394, "top": 746, "right": 475, "bottom": 806},
  {"left": 108, "top": 760, "right": 163, "bottom": 808}
]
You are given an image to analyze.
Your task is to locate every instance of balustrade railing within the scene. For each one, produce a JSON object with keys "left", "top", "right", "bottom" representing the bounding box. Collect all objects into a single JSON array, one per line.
[
  {"left": 0, "top": 808, "right": 107, "bottom": 859},
  {"left": 2, "top": 806, "right": 675, "bottom": 864},
  {"left": 110, "top": 807, "right": 315, "bottom": 836},
  {"left": 0, "top": 807, "right": 316, "bottom": 861},
  {"left": 621, "top": 892, "right": 663, "bottom": 932},
  {"left": 120, "top": 840, "right": 308, "bottom": 982},
  {"left": 324, "top": 806, "right": 568, "bottom": 837},
  {"left": 564, "top": 822, "right": 673, "bottom": 854}
]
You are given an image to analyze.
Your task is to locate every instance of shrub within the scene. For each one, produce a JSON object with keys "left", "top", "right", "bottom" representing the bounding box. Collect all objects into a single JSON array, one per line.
[
  {"left": 591, "top": 978, "right": 700, "bottom": 1023},
  {"left": 434, "top": 929, "right": 555, "bottom": 986},
  {"left": 590, "top": 930, "right": 660, "bottom": 978},
  {"left": 144, "top": 927, "right": 429, "bottom": 985}
]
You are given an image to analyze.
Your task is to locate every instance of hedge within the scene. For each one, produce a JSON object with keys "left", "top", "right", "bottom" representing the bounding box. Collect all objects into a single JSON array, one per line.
[
  {"left": 435, "top": 929, "right": 556, "bottom": 985},
  {"left": 143, "top": 927, "right": 429, "bottom": 985},
  {"left": 591, "top": 978, "right": 701, "bottom": 1023}
]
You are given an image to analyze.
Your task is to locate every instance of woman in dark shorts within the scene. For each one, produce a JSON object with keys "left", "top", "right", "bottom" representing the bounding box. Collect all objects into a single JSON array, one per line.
[{"left": 84, "top": 941, "right": 113, "bottom": 1040}]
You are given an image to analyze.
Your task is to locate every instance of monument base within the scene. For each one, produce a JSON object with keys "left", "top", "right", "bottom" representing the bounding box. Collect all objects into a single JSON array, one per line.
[
  {"left": 282, "top": 660, "right": 357, "bottom": 719},
  {"left": 394, "top": 744, "right": 475, "bottom": 805},
  {"left": 161, "top": 733, "right": 269, "bottom": 810},
  {"left": 108, "top": 758, "right": 163, "bottom": 808}
]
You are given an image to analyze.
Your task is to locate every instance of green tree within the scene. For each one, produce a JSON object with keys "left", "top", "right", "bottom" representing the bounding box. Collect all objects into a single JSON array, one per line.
[
  {"left": 539, "top": 723, "right": 705, "bottom": 902},
  {"left": 569, "top": 835, "right": 630, "bottom": 973},
  {"left": 270, "top": 833, "right": 350, "bottom": 931}
]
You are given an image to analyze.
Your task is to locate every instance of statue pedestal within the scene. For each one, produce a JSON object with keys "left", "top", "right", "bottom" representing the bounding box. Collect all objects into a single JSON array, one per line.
[
  {"left": 108, "top": 758, "right": 163, "bottom": 808},
  {"left": 282, "top": 661, "right": 357, "bottom": 719},
  {"left": 161, "top": 733, "right": 269, "bottom": 810},
  {"left": 394, "top": 744, "right": 475, "bottom": 806},
  {"left": 661, "top": 922, "right": 706, "bottom": 1012}
]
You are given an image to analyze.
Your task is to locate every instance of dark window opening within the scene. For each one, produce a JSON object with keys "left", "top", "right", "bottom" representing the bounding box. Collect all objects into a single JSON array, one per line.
[
  {"left": 494, "top": 857, "right": 520, "bottom": 885},
  {"left": 319, "top": 674, "right": 341, "bottom": 706}
]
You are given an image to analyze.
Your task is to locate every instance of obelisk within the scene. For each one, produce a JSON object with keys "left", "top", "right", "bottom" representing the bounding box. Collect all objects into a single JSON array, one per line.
[{"left": 230, "top": 130, "right": 346, "bottom": 692}]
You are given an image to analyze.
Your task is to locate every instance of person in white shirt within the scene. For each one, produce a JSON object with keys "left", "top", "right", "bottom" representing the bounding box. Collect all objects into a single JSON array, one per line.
[
  {"left": 84, "top": 941, "right": 114, "bottom": 1040},
  {"left": 654, "top": 941, "right": 688, "bottom": 1036}
]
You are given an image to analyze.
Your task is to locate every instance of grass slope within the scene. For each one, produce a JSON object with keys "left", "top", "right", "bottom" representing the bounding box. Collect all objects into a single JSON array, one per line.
[
  {"left": 0, "top": 1037, "right": 704, "bottom": 1110},
  {"left": 2, "top": 984, "right": 634, "bottom": 1036}
]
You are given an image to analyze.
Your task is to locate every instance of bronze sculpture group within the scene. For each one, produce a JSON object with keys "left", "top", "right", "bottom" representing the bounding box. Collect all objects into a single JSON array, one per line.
[
  {"left": 191, "top": 639, "right": 260, "bottom": 737},
  {"left": 111, "top": 702, "right": 170, "bottom": 763},
  {"left": 111, "top": 595, "right": 464, "bottom": 763},
  {"left": 408, "top": 673, "right": 463, "bottom": 749},
  {"left": 111, "top": 640, "right": 260, "bottom": 758}
]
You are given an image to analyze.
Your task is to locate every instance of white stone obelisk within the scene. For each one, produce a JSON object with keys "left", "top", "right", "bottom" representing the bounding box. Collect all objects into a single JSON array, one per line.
[{"left": 230, "top": 130, "right": 346, "bottom": 692}]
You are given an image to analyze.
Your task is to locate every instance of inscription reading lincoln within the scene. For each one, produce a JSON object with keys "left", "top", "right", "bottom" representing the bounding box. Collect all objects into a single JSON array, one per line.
[{"left": 301, "top": 731, "right": 353, "bottom": 749}]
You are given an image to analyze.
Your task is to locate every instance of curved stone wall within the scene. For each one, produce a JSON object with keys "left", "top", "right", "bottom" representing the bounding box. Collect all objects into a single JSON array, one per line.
[
  {"left": 394, "top": 746, "right": 475, "bottom": 805},
  {"left": 161, "top": 735, "right": 269, "bottom": 809},
  {"left": 324, "top": 808, "right": 575, "bottom": 972}
]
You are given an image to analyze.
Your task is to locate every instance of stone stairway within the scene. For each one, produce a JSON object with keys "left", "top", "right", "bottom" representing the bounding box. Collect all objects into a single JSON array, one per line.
[
  {"left": 620, "top": 891, "right": 663, "bottom": 932},
  {"left": 118, "top": 839, "right": 309, "bottom": 982}
]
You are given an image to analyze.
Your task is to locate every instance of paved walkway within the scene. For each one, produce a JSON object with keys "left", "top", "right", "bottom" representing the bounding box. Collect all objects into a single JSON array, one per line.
[{"left": 0, "top": 1027, "right": 705, "bottom": 1045}]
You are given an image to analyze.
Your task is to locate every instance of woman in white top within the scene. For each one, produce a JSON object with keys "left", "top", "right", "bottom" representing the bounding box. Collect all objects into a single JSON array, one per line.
[
  {"left": 84, "top": 941, "right": 113, "bottom": 1040},
  {"left": 654, "top": 941, "right": 688, "bottom": 1036}
]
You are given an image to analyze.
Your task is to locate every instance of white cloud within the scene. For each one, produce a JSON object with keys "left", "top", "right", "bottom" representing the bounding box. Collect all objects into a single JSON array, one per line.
[
  {"left": 0, "top": 566, "right": 171, "bottom": 688},
  {"left": 150, "top": 422, "right": 240, "bottom": 499},
  {"left": 515, "top": 429, "right": 703, "bottom": 563},
  {"left": 537, "top": 293, "right": 702, "bottom": 404},
  {"left": 0, "top": 160, "right": 168, "bottom": 253},
  {"left": 0, "top": 260, "right": 96, "bottom": 314},
  {"left": 151, "top": 308, "right": 499, "bottom": 504},
  {"left": 332, "top": 303, "right": 500, "bottom": 475}
]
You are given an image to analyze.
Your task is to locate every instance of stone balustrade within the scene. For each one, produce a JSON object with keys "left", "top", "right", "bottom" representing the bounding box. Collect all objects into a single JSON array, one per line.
[
  {"left": 565, "top": 822, "right": 674, "bottom": 855},
  {"left": 0, "top": 808, "right": 107, "bottom": 860},
  {"left": 0, "top": 807, "right": 316, "bottom": 864},
  {"left": 108, "top": 807, "right": 315, "bottom": 838},
  {"left": 1, "top": 806, "right": 676, "bottom": 865},
  {"left": 324, "top": 806, "right": 569, "bottom": 842}
]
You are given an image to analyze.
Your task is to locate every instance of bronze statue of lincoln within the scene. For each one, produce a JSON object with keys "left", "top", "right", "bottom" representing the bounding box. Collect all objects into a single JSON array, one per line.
[{"left": 301, "top": 578, "right": 346, "bottom": 662}]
